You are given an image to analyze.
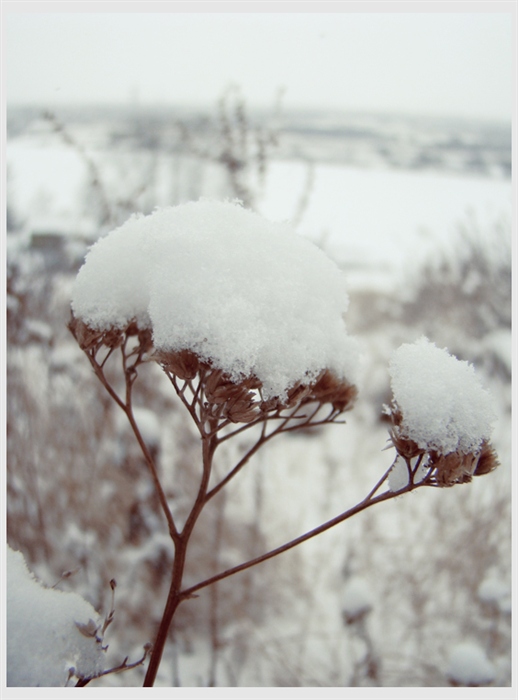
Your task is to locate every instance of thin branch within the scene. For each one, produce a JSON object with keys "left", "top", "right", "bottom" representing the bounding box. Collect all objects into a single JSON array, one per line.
[
  {"left": 75, "top": 644, "right": 152, "bottom": 686},
  {"left": 364, "top": 463, "right": 394, "bottom": 502},
  {"left": 124, "top": 397, "right": 180, "bottom": 544},
  {"left": 205, "top": 430, "right": 269, "bottom": 503},
  {"left": 181, "top": 480, "right": 426, "bottom": 600},
  {"left": 86, "top": 353, "right": 126, "bottom": 412}
]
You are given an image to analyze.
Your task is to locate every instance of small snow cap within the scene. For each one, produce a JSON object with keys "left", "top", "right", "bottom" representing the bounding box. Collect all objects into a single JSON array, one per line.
[{"left": 386, "top": 337, "right": 498, "bottom": 487}]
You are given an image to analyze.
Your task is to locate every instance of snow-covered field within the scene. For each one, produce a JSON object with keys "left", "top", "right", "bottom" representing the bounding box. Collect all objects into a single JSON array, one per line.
[
  {"left": 6, "top": 117, "right": 512, "bottom": 689},
  {"left": 7, "top": 134, "right": 512, "bottom": 273}
]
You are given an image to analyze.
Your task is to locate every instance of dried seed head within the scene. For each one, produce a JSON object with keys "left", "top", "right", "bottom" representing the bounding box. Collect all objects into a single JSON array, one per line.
[
  {"left": 260, "top": 397, "right": 281, "bottom": 413},
  {"left": 68, "top": 317, "right": 104, "bottom": 351},
  {"left": 430, "top": 450, "right": 478, "bottom": 487},
  {"left": 284, "top": 383, "right": 312, "bottom": 408},
  {"left": 102, "top": 328, "right": 124, "bottom": 349},
  {"left": 386, "top": 403, "right": 425, "bottom": 460},
  {"left": 390, "top": 431, "right": 423, "bottom": 460},
  {"left": 226, "top": 397, "right": 259, "bottom": 423},
  {"left": 387, "top": 402, "right": 499, "bottom": 487},
  {"left": 154, "top": 349, "right": 200, "bottom": 380},
  {"left": 309, "top": 371, "right": 358, "bottom": 412},
  {"left": 137, "top": 328, "right": 154, "bottom": 354},
  {"left": 473, "top": 441, "right": 499, "bottom": 476}
]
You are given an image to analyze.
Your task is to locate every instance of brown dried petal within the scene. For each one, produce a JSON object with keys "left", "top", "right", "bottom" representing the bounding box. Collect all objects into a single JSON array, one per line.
[
  {"left": 331, "top": 382, "right": 358, "bottom": 412},
  {"left": 241, "top": 375, "right": 262, "bottom": 390},
  {"left": 390, "top": 427, "right": 423, "bottom": 460},
  {"left": 204, "top": 370, "right": 248, "bottom": 404},
  {"left": 227, "top": 400, "right": 259, "bottom": 423},
  {"left": 68, "top": 317, "right": 103, "bottom": 351},
  {"left": 205, "top": 369, "right": 226, "bottom": 397},
  {"left": 154, "top": 349, "right": 199, "bottom": 379},
  {"left": 285, "top": 383, "right": 312, "bottom": 408},
  {"left": 103, "top": 328, "right": 124, "bottom": 349},
  {"left": 311, "top": 370, "right": 338, "bottom": 400},
  {"left": 260, "top": 397, "right": 281, "bottom": 413},
  {"left": 431, "top": 451, "right": 477, "bottom": 487},
  {"left": 137, "top": 328, "right": 154, "bottom": 353},
  {"left": 309, "top": 370, "right": 357, "bottom": 412},
  {"left": 473, "top": 441, "right": 499, "bottom": 477}
]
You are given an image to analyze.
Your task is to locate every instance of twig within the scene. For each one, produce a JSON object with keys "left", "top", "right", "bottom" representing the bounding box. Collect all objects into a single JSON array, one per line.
[
  {"left": 75, "top": 643, "right": 152, "bottom": 687},
  {"left": 181, "top": 478, "right": 427, "bottom": 600}
]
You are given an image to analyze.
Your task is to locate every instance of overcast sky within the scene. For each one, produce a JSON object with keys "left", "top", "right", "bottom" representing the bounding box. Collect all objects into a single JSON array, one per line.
[{"left": 5, "top": 8, "right": 514, "bottom": 121}]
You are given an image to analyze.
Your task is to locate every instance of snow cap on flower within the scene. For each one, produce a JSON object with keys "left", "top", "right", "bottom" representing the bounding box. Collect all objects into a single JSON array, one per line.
[
  {"left": 388, "top": 337, "right": 496, "bottom": 456},
  {"left": 71, "top": 199, "right": 360, "bottom": 402}
]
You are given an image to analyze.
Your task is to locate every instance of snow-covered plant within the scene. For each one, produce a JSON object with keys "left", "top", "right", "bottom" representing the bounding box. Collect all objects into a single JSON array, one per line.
[
  {"left": 385, "top": 337, "right": 499, "bottom": 490},
  {"left": 7, "top": 546, "right": 151, "bottom": 687},
  {"left": 67, "top": 199, "right": 499, "bottom": 686}
]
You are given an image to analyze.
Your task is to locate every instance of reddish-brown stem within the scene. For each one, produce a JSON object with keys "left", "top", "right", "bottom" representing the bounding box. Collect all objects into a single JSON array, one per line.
[
  {"left": 143, "top": 544, "right": 186, "bottom": 686},
  {"left": 123, "top": 405, "right": 179, "bottom": 543},
  {"left": 181, "top": 478, "right": 426, "bottom": 600},
  {"left": 205, "top": 430, "right": 271, "bottom": 502},
  {"left": 143, "top": 415, "right": 218, "bottom": 687},
  {"left": 87, "top": 349, "right": 179, "bottom": 543}
]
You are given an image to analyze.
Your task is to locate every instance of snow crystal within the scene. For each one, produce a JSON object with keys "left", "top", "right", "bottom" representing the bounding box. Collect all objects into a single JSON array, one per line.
[
  {"left": 6, "top": 545, "right": 105, "bottom": 687},
  {"left": 446, "top": 642, "right": 496, "bottom": 686},
  {"left": 71, "top": 200, "right": 360, "bottom": 400},
  {"left": 389, "top": 337, "right": 496, "bottom": 455}
]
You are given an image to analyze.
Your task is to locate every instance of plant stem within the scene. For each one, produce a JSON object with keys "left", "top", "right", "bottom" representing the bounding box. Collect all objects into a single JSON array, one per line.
[
  {"left": 143, "top": 422, "right": 218, "bottom": 686},
  {"left": 181, "top": 480, "right": 423, "bottom": 600},
  {"left": 143, "top": 543, "right": 187, "bottom": 686}
]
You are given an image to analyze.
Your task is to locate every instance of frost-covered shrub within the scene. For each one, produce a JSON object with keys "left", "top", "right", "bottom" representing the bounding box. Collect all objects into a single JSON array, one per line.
[
  {"left": 400, "top": 216, "right": 511, "bottom": 341},
  {"left": 6, "top": 545, "right": 105, "bottom": 687}
]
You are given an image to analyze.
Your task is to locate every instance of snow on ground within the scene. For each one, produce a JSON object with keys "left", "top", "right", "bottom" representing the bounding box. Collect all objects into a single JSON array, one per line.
[
  {"left": 260, "top": 160, "right": 511, "bottom": 287},
  {"left": 7, "top": 136, "right": 512, "bottom": 292},
  {"left": 6, "top": 546, "right": 105, "bottom": 686}
]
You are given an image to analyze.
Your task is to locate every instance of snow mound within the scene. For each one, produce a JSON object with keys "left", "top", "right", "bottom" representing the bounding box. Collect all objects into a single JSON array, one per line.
[
  {"left": 342, "top": 576, "right": 373, "bottom": 623},
  {"left": 71, "top": 200, "right": 360, "bottom": 400},
  {"left": 389, "top": 337, "right": 496, "bottom": 455},
  {"left": 446, "top": 642, "right": 496, "bottom": 686},
  {"left": 477, "top": 573, "right": 511, "bottom": 612},
  {"left": 6, "top": 546, "right": 105, "bottom": 687}
]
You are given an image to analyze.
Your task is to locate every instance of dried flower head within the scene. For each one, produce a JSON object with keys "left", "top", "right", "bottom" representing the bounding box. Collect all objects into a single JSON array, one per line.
[
  {"left": 70, "top": 200, "right": 360, "bottom": 403},
  {"left": 387, "top": 402, "right": 499, "bottom": 487}
]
